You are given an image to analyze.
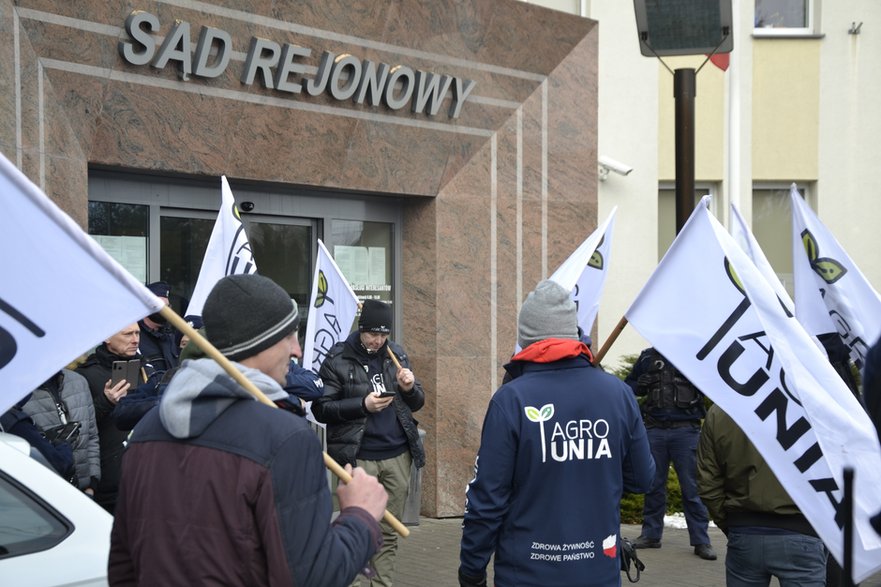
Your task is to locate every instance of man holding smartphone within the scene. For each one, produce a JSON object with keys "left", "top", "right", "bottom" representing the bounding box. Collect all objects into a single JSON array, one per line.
[
  {"left": 313, "top": 299, "right": 425, "bottom": 587},
  {"left": 77, "top": 323, "right": 147, "bottom": 513}
]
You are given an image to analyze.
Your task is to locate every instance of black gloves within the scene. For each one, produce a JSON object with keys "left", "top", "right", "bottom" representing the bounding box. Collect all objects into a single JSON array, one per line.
[{"left": 458, "top": 568, "right": 487, "bottom": 587}]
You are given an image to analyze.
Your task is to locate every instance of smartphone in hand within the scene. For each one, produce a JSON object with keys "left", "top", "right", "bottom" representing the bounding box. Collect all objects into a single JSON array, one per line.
[{"left": 111, "top": 359, "right": 141, "bottom": 388}]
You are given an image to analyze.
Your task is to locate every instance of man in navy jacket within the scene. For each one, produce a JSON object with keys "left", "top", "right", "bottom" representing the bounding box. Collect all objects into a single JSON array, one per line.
[{"left": 459, "top": 280, "right": 655, "bottom": 587}]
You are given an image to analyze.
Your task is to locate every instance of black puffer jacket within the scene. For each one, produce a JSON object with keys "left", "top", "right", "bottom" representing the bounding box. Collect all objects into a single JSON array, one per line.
[{"left": 313, "top": 335, "right": 425, "bottom": 469}]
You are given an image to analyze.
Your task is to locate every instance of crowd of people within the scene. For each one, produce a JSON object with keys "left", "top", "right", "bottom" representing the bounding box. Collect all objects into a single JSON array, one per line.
[{"left": 3, "top": 273, "right": 881, "bottom": 586}]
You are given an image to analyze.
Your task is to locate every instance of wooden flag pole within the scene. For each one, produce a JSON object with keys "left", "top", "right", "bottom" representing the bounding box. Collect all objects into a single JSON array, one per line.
[
  {"left": 160, "top": 305, "right": 410, "bottom": 538},
  {"left": 386, "top": 346, "right": 403, "bottom": 370},
  {"left": 592, "top": 316, "right": 629, "bottom": 366}
]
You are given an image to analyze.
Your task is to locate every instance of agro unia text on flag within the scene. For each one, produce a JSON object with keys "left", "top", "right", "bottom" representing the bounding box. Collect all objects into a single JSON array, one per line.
[
  {"left": 625, "top": 198, "right": 881, "bottom": 582},
  {"left": 185, "top": 176, "right": 258, "bottom": 317},
  {"left": 0, "top": 152, "right": 163, "bottom": 416}
]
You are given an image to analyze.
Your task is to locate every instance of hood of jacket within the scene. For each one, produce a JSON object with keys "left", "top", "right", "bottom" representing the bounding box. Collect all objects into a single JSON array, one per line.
[{"left": 159, "top": 358, "right": 288, "bottom": 439}]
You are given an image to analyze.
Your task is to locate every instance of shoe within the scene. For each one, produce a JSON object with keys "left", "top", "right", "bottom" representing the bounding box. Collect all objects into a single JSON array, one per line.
[
  {"left": 633, "top": 536, "right": 661, "bottom": 549},
  {"left": 694, "top": 544, "right": 717, "bottom": 560}
]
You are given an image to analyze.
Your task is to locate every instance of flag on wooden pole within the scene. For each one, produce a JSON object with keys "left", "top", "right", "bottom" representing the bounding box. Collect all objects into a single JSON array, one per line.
[
  {"left": 626, "top": 199, "right": 881, "bottom": 582},
  {"left": 302, "top": 240, "right": 359, "bottom": 375},
  {"left": 185, "top": 176, "right": 257, "bottom": 317},
  {"left": 791, "top": 184, "right": 881, "bottom": 368},
  {"left": 549, "top": 207, "right": 617, "bottom": 337},
  {"left": 0, "top": 153, "right": 163, "bottom": 416}
]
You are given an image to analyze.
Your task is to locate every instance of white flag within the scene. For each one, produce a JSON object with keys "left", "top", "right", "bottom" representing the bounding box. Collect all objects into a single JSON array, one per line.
[
  {"left": 791, "top": 184, "right": 881, "bottom": 368},
  {"left": 302, "top": 240, "right": 359, "bottom": 375},
  {"left": 729, "top": 202, "right": 794, "bottom": 313},
  {"left": 185, "top": 176, "right": 257, "bottom": 317},
  {"left": 626, "top": 200, "right": 881, "bottom": 581},
  {"left": 0, "top": 153, "right": 163, "bottom": 416},
  {"left": 549, "top": 207, "right": 617, "bottom": 337}
]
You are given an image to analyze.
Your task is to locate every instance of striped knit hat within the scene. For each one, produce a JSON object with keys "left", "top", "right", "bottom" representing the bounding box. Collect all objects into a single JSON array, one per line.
[{"left": 203, "top": 274, "right": 299, "bottom": 362}]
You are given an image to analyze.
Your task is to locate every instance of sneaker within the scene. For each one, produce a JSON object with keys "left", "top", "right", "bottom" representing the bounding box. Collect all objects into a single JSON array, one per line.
[
  {"left": 694, "top": 544, "right": 717, "bottom": 560},
  {"left": 633, "top": 536, "right": 661, "bottom": 549}
]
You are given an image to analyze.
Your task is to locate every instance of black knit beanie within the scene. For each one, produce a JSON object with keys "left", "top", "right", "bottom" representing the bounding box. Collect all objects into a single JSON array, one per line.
[
  {"left": 203, "top": 274, "right": 299, "bottom": 361},
  {"left": 358, "top": 299, "right": 393, "bottom": 333}
]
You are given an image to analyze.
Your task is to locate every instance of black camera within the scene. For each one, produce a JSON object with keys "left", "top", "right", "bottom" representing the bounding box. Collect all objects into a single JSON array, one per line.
[
  {"left": 240, "top": 201, "right": 255, "bottom": 212},
  {"left": 44, "top": 421, "right": 81, "bottom": 445}
]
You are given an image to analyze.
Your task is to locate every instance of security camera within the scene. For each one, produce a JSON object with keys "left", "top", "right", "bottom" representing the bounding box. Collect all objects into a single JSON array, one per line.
[
  {"left": 240, "top": 201, "right": 255, "bottom": 212},
  {"left": 598, "top": 155, "right": 633, "bottom": 180}
]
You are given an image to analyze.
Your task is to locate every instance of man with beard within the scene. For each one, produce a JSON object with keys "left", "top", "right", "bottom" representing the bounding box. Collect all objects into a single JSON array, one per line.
[
  {"left": 76, "top": 323, "right": 147, "bottom": 513},
  {"left": 313, "top": 299, "right": 425, "bottom": 587},
  {"left": 138, "top": 281, "right": 180, "bottom": 374}
]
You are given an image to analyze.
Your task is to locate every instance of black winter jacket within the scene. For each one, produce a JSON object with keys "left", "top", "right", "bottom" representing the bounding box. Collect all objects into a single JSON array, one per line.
[
  {"left": 313, "top": 336, "right": 425, "bottom": 469},
  {"left": 76, "top": 344, "right": 150, "bottom": 513}
]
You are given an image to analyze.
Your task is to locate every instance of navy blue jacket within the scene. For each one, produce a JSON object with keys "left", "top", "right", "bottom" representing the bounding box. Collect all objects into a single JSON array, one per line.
[
  {"left": 460, "top": 352, "right": 655, "bottom": 586},
  {"left": 138, "top": 320, "right": 179, "bottom": 373}
]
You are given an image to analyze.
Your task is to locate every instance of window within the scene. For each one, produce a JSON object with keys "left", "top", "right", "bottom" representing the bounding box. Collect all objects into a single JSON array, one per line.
[
  {"left": 330, "top": 220, "right": 394, "bottom": 305},
  {"left": 751, "top": 184, "right": 807, "bottom": 297},
  {"left": 0, "top": 473, "right": 70, "bottom": 559},
  {"left": 89, "top": 170, "right": 402, "bottom": 329},
  {"left": 88, "top": 201, "right": 149, "bottom": 283},
  {"left": 658, "top": 184, "right": 717, "bottom": 261},
  {"left": 754, "top": 0, "right": 813, "bottom": 35}
]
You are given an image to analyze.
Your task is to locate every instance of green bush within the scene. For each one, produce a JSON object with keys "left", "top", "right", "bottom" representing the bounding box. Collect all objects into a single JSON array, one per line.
[{"left": 620, "top": 466, "right": 683, "bottom": 524}]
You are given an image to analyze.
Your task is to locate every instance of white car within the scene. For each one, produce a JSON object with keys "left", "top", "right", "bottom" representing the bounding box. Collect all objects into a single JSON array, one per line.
[{"left": 0, "top": 432, "right": 112, "bottom": 586}]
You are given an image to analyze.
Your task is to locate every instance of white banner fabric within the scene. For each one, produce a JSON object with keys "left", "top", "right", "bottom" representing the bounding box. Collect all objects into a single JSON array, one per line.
[
  {"left": 626, "top": 199, "right": 881, "bottom": 582},
  {"left": 549, "top": 206, "right": 617, "bottom": 337},
  {"left": 185, "top": 176, "right": 257, "bottom": 317},
  {"left": 791, "top": 185, "right": 881, "bottom": 368},
  {"left": 0, "top": 153, "right": 163, "bottom": 416},
  {"left": 302, "top": 239, "right": 359, "bottom": 375}
]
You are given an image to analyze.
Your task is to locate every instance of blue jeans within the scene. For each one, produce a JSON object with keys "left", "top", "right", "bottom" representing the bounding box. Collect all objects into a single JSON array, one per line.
[
  {"left": 641, "top": 425, "right": 710, "bottom": 545},
  {"left": 725, "top": 530, "right": 827, "bottom": 587}
]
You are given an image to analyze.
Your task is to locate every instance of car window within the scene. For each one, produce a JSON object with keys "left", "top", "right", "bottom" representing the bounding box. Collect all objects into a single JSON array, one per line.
[{"left": 0, "top": 473, "right": 71, "bottom": 558}]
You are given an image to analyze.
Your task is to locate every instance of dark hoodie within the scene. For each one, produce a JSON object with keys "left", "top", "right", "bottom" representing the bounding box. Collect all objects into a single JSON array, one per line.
[
  {"left": 109, "top": 358, "right": 382, "bottom": 587},
  {"left": 460, "top": 339, "right": 655, "bottom": 587}
]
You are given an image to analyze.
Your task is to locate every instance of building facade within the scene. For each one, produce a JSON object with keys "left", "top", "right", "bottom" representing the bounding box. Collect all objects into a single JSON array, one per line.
[
  {"left": 1, "top": 1, "right": 598, "bottom": 516},
  {"left": 533, "top": 0, "right": 881, "bottom": 368}
]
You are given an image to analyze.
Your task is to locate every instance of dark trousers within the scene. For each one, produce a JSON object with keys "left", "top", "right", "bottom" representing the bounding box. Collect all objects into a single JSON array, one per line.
[{"left": 642, "top": 424, "right": 711, "bottom": 546}]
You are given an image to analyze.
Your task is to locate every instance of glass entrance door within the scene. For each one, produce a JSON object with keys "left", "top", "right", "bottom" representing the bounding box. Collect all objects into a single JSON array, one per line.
[{"left": 88, "top": 169, "right": 403, "bottom": 338}]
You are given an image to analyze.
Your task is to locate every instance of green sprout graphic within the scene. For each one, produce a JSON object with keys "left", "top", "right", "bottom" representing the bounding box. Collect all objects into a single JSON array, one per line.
[
  {"left": 588, "top": 235, "right": 605, "bottom": 270},
  {"left": 801, "top": 230, "right": 847, "bottom": 284},
  {"left": 315, "top": 270, "right": 328, "bottom": 308},
  {"left": 525, "top": 403, "right": 554, "bottom": 463}
]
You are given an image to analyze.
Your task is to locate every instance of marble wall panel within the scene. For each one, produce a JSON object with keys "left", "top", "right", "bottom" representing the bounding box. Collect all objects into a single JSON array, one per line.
[{"left": 3, "top": 0, "right": 598, "bottom": 520}]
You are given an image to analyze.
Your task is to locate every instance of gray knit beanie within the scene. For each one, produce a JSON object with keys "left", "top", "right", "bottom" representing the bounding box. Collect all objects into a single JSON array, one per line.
[
  {"left": 203, "top": 274, "right": 299, "bottom": 362},
  {"left": 517, "top": 280, "right": 579, "bottom": 349}
]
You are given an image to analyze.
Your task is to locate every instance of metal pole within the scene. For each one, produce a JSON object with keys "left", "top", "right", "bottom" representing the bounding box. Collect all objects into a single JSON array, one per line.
[
  {"left": 843, "top": 466, "right": 855, "bottom": 587},
  {"left": 674, "top": 68, "right": 696, "bottom": 234}
]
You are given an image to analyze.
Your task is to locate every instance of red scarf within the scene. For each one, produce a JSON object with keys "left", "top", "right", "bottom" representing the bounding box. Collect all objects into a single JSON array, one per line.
[{"left": 511, "top": 338, "right": 594, "bottom": 364}]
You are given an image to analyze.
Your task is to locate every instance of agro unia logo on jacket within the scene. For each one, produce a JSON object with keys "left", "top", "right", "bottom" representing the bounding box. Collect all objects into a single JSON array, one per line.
[{"left": 524, "top": 404, "right": 612, "bottom": 463}]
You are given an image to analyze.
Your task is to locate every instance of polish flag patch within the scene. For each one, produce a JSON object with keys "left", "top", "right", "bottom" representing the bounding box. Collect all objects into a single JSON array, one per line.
[{"left": 602, "top": 534, "right": 617, "bottom": 558}]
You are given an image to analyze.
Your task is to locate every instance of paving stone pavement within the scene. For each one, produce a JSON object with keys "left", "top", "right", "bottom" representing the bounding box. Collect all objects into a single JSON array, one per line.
[{"left": 388, "top": 518, "right": 881, "bottom": 586}]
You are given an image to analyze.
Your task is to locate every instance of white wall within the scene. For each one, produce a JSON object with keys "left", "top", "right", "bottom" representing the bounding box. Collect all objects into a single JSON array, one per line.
[
  {"left": 523, "top": 0, "right": 881, "bottom": 365},
  {"left": 817, "top": 2, "right": 881, "bottom": 287}
]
